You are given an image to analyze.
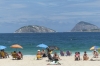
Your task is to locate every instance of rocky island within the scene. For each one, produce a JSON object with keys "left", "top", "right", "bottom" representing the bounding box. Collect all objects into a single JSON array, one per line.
[
  {"left": 14, "top": 25, "right": 56, "bottom": 33},
  {"left": 71, "top": 21, "right": 100, "bottom": 32}
]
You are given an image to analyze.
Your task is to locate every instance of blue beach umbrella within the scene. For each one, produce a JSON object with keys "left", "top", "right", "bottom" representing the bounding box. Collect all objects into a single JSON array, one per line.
[
  {"left": 90, "top": 46, "right": 100, "bottom": 50},
  {"left": 0, "top": 45, "right": 6, "bottom": 50},
  {"left": 37, "top": 44, "right": 48, "bottom": 48}
]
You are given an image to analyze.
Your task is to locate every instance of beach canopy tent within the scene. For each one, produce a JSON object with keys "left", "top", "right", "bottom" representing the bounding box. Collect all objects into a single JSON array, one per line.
[
  {"left": 90, "top": 46, "right": 100, "bottom": 50},
  {"left": 10, "top": 44, "right": 23, "bottom": 51},
  {"left": 37, "top": 43, "right": 48, "bottom": 48},
  {"left": 0, "top": 45, "right": 6, "bottom": 50}
]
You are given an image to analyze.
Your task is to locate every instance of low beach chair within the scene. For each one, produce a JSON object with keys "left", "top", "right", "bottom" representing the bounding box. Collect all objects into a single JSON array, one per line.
[{"left": 11, "top": 52, "right": 17, "bottom": 60}]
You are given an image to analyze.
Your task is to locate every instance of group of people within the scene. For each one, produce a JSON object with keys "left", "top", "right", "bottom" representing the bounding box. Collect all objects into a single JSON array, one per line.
[
  {"left": 0, "top": 49, "right": 23, "bottom": 60},
  {"left": 36, "top": 49, "right": 47, "bottom": 60},
  {"left": 11, "top": 51, "right": 23, "bottom": 60},
  {"left": 75, "top": 50, "right": 99, "bottom": 61},
  {"left": 75, "top": 51, "right": 89, "bottom": 61},
  {"left": 36, "top": 49, "right": 61, "bottom": 63},
  {"left": 60, "top": 50, "right": 72, "bottom": 56},
  {"left": 37, "top": 49, "right": 100, "bottom": 62}
]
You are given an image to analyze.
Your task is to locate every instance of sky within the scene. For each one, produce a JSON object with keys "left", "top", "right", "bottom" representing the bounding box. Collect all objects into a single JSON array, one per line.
[{"left": 0, "top": 0, "right": 100, "bottom": 33}]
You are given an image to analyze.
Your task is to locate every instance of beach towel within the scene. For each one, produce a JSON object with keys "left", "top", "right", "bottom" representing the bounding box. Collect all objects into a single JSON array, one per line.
[
  {"left": 47, "top": 61, "right": 61, "bottom": 65},
  {"left": 90, "top": 58, "right": 100, "bottom": 61}
]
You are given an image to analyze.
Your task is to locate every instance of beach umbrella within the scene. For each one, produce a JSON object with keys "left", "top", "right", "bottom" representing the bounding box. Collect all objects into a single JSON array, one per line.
[
  {"left": 10, "top": 44, "right": 23, "bottom": 51},
  {"left": 90, "top": 46, "right": 100, "bottom": 50},
  {"left": 48, "top": 46, "right": 59, "bottom": 50},
  {"left": 0, "top": 45, "right": 6, "bottom": 50},
  {"left": 37, "top": 43, "right": 48, "bottom": 48}
]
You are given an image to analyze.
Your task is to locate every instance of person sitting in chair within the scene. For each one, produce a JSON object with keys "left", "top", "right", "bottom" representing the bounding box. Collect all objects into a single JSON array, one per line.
[
  {"left": 11, "top": 51, "right": 17, "bottom": 59},
  {"left": 17, "top": 51, "right": 23, "bottom": 60}
]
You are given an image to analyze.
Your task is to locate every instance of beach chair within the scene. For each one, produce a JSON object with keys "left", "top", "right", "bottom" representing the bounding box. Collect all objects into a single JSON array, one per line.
[
  {"left": 0, "top": 51, "right": 5, "bottom": 58},
  {"left": 11, "top": 52, "right": 17, "bottom": 59}
]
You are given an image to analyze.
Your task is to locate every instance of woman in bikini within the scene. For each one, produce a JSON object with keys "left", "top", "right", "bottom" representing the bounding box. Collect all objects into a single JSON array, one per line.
[
  {"left": 83, "top": 51, "right": 89, "bottom": 60},
  {"left": 75, "top": 52, "right": 80, "bottom": 61}
]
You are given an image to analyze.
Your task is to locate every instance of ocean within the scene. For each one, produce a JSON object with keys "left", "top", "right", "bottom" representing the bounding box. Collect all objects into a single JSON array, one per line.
[{"left": 0, "top": 32, "right": 100, "bottom": 56}]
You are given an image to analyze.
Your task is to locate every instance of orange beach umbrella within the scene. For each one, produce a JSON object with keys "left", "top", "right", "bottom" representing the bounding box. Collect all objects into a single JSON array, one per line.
[{"left": 10, "top": 44, "right": 23, "bottom": 49}]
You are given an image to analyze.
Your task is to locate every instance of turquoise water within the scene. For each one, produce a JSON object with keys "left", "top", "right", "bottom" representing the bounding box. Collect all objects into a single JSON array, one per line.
[{"left": 0, "top": 32, "right": 100, "bottom": 55}]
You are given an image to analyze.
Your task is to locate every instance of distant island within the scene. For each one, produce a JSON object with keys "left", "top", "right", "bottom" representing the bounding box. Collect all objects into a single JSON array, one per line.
[
  {"left": 71, "top": 21, "right": 100, "bottom": 32},
  {"left": 14, "top": 25, "right": 56, "bottom": 33},
  {"left": 15, "top": 21, "right": 100, "bottom": 33}
]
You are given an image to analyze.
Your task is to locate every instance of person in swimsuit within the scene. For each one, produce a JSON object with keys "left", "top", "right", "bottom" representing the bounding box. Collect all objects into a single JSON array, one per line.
[
  {"left": 83, "top": 51, "right": 89, "bottom": 60},
  {"left": 53, "top": 52, "right": 61, "bottom": 63}
]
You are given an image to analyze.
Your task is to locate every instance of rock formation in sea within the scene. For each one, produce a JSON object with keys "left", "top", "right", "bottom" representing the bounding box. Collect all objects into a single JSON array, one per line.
[
  {"left": 71, "top": 21, "right": 100, "bottom": 32},
  {"left": 14, "top": 25, "right": 56, "bottom": 33}
]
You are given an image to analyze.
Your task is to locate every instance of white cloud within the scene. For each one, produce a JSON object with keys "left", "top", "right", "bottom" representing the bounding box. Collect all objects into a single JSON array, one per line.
[
  {"left": 66, "top": 0, "right": 100, "bottom": 7},
  {"left": 36, "top": 2, "right": 58, "bottom": 6},
  {"left": 48, "top": 3, "right": 58, "bottom": 6},
  {"left": 11, "top": 4, "right": 27, "bottom": 8},
  {"left": 60, "top": 12, "right": 100, "bottom": 16},
  {"left": 48, "top": 16, "right": 68, "bottom": 20},
  {"left": 36, "top": 2, "right": 46, "bottom": 6}
]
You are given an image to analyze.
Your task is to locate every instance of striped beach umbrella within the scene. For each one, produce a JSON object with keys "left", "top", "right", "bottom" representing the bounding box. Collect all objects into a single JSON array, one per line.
[{"left": 90, "top": 46, "right": 100, "bottom": 50}]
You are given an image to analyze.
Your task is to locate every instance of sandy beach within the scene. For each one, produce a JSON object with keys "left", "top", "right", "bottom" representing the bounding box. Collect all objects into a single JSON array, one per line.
[{"left": 0, "top": 55, "right": 100, "bottom": 66}]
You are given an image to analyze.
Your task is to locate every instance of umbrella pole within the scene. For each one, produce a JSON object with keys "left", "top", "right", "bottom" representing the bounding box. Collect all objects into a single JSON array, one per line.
[{"left": 16, "top": 48, "right": 17, "bottom": 51}]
